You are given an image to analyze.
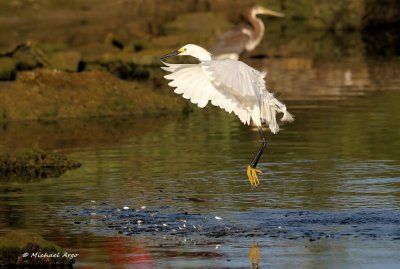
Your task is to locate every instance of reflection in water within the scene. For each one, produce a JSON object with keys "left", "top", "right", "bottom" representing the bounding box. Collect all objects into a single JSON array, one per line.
[
  {"left": 0, "top": 116, "right": 176, "bottom": 153},
  {"left": 0, "top": 88, "right": 398, "bottom": 268},
  {"left": 244, "top": 30, "right": 400, "bottom": 104},
  {"left": 249, "top": 240, "right": 261, "bottom": 269},
  {"left": 105, "top": 237, "right": 154, "bottom": 269}
]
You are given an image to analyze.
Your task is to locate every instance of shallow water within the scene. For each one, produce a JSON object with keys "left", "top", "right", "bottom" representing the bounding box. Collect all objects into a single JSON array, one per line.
[{"left": 1, "top": 39, "right": 400, "bottom": 268}]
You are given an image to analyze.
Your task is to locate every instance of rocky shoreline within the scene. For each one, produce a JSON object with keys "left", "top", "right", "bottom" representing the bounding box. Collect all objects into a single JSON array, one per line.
[
  {"left": 0, "top": 68, "right": 185, "bottom": 122},
  {"left": 1, "top": 0, "right": 399, "bottom": 121}
]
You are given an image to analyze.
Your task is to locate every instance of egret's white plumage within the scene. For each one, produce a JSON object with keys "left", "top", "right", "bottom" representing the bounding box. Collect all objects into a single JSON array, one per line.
[
  {"left": 161, "top": 44, "right": 293, "bottom": 134},
  {"left": 160, "top": 44, "right": 293, "bottom": 187}
]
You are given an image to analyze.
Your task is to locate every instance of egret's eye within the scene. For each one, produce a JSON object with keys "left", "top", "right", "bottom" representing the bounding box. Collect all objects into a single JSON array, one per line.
[{"left": 179, "top": 48, "right": 187, "bottom": 53}]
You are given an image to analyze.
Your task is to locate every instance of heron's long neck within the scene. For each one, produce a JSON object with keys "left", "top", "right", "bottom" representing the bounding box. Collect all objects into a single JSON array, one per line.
[{"left": 246, "top": 12, "right": 265, "bottom": 51}]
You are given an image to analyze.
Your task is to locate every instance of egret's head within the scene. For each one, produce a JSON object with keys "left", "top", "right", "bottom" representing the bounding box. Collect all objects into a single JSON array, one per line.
[
  {"left": 251, "top": 5, "right": 284, "bottom": 18},
  {"left": 160, "top": 44, "right": 211, "bottom": 61}
]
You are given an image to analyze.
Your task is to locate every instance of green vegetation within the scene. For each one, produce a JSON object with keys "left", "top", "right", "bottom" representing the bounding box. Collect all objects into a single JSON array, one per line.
[{"left": 0, "top": 230, "right": 74, "bottom": 268}]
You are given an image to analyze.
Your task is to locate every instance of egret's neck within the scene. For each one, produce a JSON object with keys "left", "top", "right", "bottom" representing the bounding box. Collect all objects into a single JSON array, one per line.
[
  {"left": 246, "top": 11, "right": 265, "bottom": 51},
  {"left": 191, "top": 47, "right": 212, "bottom": 61}
]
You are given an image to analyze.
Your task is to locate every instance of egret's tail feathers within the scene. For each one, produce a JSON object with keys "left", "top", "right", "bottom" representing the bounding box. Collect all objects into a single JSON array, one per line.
[
  {"left": 281, "top": 105, "right": 294, "bottom": 122},
  {"left": 281, "top": 109, "right": 294, "bottom": 122},
  {"left": 261, "top": 91, "right": 293, "bottom": 134}
]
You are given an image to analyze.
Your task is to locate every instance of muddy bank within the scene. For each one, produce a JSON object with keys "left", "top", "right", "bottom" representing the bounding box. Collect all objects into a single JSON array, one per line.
[
  {"left": 0, "top": 230, "right": 74, "bottom": 268},
  {"left": 0, "top": 150, "right": 81, "bottom": 180},
  {"left": 66, "top": 204, "right": 400, "bottom": 245},
  {"left": 0, "top": 69, "right": 184, "bottom": 121}
]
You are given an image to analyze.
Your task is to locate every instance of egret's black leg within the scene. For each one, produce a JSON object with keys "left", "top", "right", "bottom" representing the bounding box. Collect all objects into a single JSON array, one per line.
[
  {"left": 250, "top": 126, "right": 268, "bottom": 168},
  {"left": 247, "top": 126, "right": 268, "bottom": 187}
]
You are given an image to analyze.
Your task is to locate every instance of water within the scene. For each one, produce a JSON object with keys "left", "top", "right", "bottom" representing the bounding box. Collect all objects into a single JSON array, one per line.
[{"left": 1, "top": 40, "right": 400, "bottom": 268}]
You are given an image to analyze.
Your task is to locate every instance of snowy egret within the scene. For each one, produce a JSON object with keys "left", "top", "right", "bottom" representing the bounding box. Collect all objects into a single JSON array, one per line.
[
  {"left": 210, "top": 6, "right": 283, "bottom": 60},
  {"left": 160, "top": 44, "right": 293, "bottom": 187}
]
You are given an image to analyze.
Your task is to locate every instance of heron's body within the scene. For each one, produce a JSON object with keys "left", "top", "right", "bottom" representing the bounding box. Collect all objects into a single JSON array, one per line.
[
  {"left": 210, "top": 6, "right": 283, "bottom": 60},
  {"left": 160, "top": 44, "right": 293, "bottom": 186}
]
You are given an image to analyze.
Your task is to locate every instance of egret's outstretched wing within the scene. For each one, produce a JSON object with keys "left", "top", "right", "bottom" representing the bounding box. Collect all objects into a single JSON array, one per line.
[
  {"left": 203, "top": 59, "right": 293, "bottom": 133},
  {"left": 202, "top": 59, "right": 264, "bottom": 99},
  {"left": 161, "top": 61, "right": 251, "bottom": 124}
]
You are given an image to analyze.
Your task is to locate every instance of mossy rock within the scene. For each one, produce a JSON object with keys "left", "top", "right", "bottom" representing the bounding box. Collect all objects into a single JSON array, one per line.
[
  {"left": 49, "top": 51, "right": 82, "bottom": 72},
  {"left": 0, "top": 230, "right": 75, "bottom": 268},
  {"left": 0, "top": 58, "right": 17, "bottom": 81},
  {"left": 0, "top": 69, "right": 185, "bottom": 121},
  {"left": 0, "top": 149, "right": 81, "bottom": 180}
]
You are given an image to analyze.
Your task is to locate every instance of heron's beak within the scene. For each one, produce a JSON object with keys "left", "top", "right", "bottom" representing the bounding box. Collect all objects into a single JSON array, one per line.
[
  {"left": 261, "top": 8, "right": 284, "bottom": 18},
  {"left": 160, "top": 50, "right": 180, "bottom": 60}
]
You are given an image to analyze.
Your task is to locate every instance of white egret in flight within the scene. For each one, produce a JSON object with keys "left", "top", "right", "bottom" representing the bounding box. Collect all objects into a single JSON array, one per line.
[
  {"left": 210, "top": 6, "right": 284, "bottom": 60},
  {"left": 160, "top": 44, "right": 293, "bottom": 187}
]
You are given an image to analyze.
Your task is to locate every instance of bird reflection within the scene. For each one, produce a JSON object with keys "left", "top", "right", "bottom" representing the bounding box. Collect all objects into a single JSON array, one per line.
[
  {"left": 249, "top": 240, "right": 261, "bottom": 268},
  {"left": 210, "top": 6, "right": 283, "bottom": 60}
]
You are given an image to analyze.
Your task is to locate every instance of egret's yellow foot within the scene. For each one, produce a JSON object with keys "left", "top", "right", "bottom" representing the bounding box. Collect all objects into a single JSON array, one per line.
[{"left": 247, "top": 165, "right": 262, "bottom": 187}]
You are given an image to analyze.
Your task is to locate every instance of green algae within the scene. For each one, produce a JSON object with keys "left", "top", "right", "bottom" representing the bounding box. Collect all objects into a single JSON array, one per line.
[{"left": 0, "top": 230, "right": 74, "bottom": 268}]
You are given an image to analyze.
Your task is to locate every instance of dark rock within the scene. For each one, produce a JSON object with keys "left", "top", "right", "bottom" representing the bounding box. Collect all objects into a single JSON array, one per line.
[
  {"left": 0, "top": 149, "right": 81, "bottom": 180},
  {"left": 362, "top": 0, "right": 400, "bottom": 28}
]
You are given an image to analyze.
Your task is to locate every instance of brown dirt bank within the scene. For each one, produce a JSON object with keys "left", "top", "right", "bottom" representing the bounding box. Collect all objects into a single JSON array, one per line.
[{"left": 0, "top": 68, "right": 184, "bottom": 121}]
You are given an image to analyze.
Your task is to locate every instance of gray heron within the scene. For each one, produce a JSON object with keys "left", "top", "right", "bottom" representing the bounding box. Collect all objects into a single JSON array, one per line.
[
  {"left": 210, "top": 6, "right": 283, "bottom": 60},
  {"left": 160, "top": 44, "right": 293, "bottom": 187}
]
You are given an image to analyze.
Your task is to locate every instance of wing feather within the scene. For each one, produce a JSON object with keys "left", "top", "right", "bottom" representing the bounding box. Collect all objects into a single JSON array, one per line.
[
  {"left": 202, "top": 59, "right": 263, "bottom": 99},
  {"left": 161, "top": 57, "right": 293, "bottom": 133},
  {"left": 202, "top": 59, "right": 293, "bottom": 133},
  {"left": 163, "top": 60, "right": 294, "bottom": 133},
  {"left": 161, "top": 62, "right": 252, "bottom": 124}
]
